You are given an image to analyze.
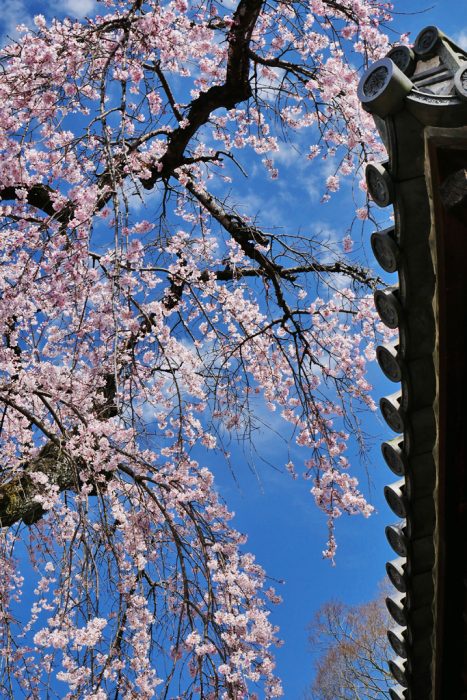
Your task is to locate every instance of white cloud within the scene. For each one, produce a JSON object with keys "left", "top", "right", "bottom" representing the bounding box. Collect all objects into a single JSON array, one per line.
[
  {"left": 301, "top": 172, "right": 320, "bottom": 203},
  {"left": 273, "top": 142, "right": 300, "bottom": 167},
  {"left": 310, "top": 221, "right": 340, "bottom": 247},
  {"left": 319, "top": 156, "right": 339, "bottom": 180},
  {"left": 238, "top": 191, "right": 285, "bottom": 229},
  {"left": 254, "top": 66, "right": 286, "bottom": 104},
  {"left": 0, "top": 0, "right": 98, "bottom": 42},
  {"left": 54, "top": 0, "right": 97, "bottom": 18},
  {"left": 454, "top": 28, "right": 467, "bottom": 50},
  {"left": 0, "top": 0, "right": 30, "bottom": 39}
]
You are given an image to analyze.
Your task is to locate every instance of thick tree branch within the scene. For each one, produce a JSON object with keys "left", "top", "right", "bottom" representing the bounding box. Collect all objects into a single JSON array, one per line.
[
  {"left": 248, "top": 49, "right": 317, "bottom": 80},
  {"left": 0, "top": 442, "right": 74, "bottom": 527},
  {"left": 184, "top": 179, "right": 380, "bottom": 289},
  {"left": 184, "top": 178, "right": 268, "bottom": 246},
  {"left": 141, "top": 0, "right": 264, "bottom": 188},
  {"left": 209, "top": 261, "right": 381, "bottom": 287},
  {"left": 0, "top": 184, "right": 73, "bottom": 222}
]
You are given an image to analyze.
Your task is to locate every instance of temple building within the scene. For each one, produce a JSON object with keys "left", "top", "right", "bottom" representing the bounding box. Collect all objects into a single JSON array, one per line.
[{"left": 358, "top": 26, "right": 467, "bottom": 700}]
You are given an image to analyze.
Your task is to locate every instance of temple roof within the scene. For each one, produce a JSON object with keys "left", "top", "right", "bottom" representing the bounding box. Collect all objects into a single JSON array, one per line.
[{"left": 358, "top": 26, "right": 467, "bottom": 700}]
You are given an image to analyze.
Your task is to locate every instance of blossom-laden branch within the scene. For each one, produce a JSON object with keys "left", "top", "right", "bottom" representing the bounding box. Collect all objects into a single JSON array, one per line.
[{"left": 0, "top": 0, "right": 393, "bottom": 697}]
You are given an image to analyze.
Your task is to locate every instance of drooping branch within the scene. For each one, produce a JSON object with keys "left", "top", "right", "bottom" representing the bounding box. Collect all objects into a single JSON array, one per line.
[{"left": 184, "top": 179, "right": 381, "bottom": 294}]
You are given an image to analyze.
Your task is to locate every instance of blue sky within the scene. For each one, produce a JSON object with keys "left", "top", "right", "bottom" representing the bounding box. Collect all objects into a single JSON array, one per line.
[{"left": 1, "top": 1, "right": 466, "bottom": 698}]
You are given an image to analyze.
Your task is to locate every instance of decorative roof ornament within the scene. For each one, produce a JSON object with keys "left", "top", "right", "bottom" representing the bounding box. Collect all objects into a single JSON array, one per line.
[
  {"left": 359, "top": 25, "right": 467, "bottom": 122},
  {"left": 358, "top": 26, "right": 467, "bottom": 700}
]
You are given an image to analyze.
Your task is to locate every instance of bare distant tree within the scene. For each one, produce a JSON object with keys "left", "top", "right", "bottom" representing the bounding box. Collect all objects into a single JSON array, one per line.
[{"left": 308, "top": 590, "right": 395, "bottom": 699}]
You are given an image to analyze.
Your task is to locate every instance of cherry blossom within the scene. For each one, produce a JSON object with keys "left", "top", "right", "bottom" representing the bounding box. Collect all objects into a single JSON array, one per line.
[{"left": 0, "top": 0, "right": 394, "bottom": 696}]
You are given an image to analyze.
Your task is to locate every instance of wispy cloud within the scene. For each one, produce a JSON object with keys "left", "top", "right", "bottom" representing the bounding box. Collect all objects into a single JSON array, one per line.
[
  {"left": 0, "top": 0, "right": 30, "bottom": 39},
  {"left": 254, "top": 66, "right": 286, "bottom": 104},
  {"left": 59, "top": 0, "right": 97, "bottom": 18},
  {"left": 0, "top": 0, "right": 98, "bottom": 42},
  {"left": 273, "top": 142, "right": 300, "bottom": 167},
  {"left": 454, "top": 28, "right": 467, "bottom": 50}
]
